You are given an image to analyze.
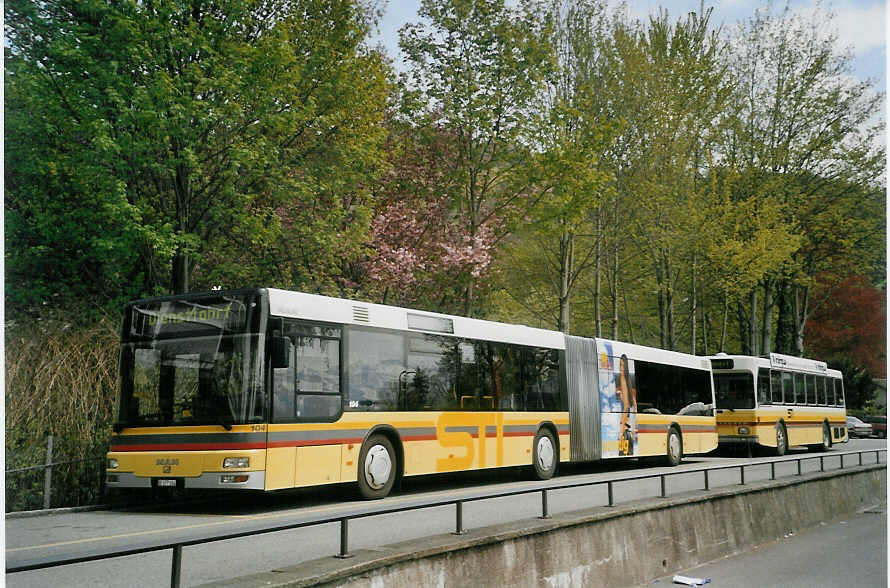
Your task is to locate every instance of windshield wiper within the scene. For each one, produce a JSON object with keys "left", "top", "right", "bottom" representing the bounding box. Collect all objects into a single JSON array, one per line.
[{"left": 217, "top": 415, "right": 233, "bottom": 431}]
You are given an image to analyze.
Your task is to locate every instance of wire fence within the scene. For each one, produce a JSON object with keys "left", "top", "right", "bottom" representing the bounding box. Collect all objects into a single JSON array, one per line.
[{"left": 5, "top": 436, "right": 107, "bottom": 512}]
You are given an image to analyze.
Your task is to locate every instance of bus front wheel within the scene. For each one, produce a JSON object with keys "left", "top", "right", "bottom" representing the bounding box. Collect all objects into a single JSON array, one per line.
[
  {"left": 666, "top": 428, "right": 682, "bottom": 467},
  {"left": 532, "top": 428, "right": 558, "bottom": 480},
  {"left": 357, "top": 434, "right": 396, "bottom": 500}
]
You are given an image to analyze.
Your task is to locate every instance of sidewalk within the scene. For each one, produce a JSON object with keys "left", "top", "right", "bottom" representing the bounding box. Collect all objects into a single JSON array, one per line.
[{"left": 648, "top": 504, "right": 887, "bottom": 588}]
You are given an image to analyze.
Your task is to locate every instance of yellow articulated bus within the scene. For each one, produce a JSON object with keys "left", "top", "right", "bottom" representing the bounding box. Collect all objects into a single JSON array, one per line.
[
  {"left": 106, "top": 288, "right": 717, "bottom": 499},
  {"left": 710, "top": 353, "right": 848, "bottom": 455}
]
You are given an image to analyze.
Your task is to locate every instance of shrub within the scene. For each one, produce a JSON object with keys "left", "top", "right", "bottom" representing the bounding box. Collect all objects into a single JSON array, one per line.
[{"left": 5, "top": 314, "right": 120, "bottom": 511}]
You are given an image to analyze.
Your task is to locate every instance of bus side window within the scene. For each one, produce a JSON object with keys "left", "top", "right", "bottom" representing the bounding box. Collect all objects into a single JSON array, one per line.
[
  {"left": 525, "top": 348, "right": 562, "bottom": 411},
  {"left": 291, "top": 323, "right": 341, "bottom": 420},
  {"left": 770, "top": 370, "right": 782, "bottom": 404},
  {"left": 816, "top": 376, "right": 825, "bottom": 405},
  {"left": 793, "top": 372, "right": 804, "bottom": 405},
  {"left": 635, "top": 361, "right": 711, "bottom": 415},
  {"left": 757, "top": 368, "right": 771, "bottom": 406},
  {"left": 836, "top": 379, "right": 845, "bottom": 407},
  {"left": 805, "top": 374, "right": 816, "bottom": 405},
  {"left": 781, "top": 371, "right": 794, "bottom": 404},
  {"left": 272, "top": 337, "right": 295, "bottom": 422},
  {"left": 347, "top": 328, "right": 402, "bottom": 411}
]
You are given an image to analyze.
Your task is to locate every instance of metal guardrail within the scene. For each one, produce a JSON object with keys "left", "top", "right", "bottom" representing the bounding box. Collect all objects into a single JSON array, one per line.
[{"left": 6, "top": 448, "right": 886, "bottom": 587}]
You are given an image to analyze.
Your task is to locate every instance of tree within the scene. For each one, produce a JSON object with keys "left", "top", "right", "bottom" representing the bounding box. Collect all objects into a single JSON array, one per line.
[
  {"left": 360, "top": 116, "right": 496, "bottom": 311},
  {"left": 400, "top": 0, "right": 553, "bottom": 315},
  {"left": 495, "top": 0, "right": 614, "bottom": 334},
  {"left": 806, "top": 275, "right": 886, "bottom": 379},
  {"left": 725, "top": 2, "right": 885, "bottom": 356},
  {"left": 6, "top": 0, "right": 390, "bottom": 305},
  {"left": 614, "top": 8, "right": 731, "bottom": 350}
]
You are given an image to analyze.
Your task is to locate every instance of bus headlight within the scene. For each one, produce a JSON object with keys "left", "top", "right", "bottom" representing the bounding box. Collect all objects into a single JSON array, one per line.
[
  {"left": 223, "top": 457, "right": 249, "bottom": 469},
  {"left": 737, "top": 426, "right": 750, "bottom": 435},
  {"left": 107, "top": 458, "right": 119, "bottom": 469}
]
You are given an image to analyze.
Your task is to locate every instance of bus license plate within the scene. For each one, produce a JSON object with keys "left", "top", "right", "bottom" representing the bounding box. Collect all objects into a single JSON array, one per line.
[{"left": 157, "top": 479, "right": 176, "bottom": 487}]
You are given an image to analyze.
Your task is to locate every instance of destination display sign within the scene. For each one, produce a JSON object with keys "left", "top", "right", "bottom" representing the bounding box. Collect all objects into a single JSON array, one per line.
[{"left": 129, "top": 296, "right": 248, "bottom": 339}]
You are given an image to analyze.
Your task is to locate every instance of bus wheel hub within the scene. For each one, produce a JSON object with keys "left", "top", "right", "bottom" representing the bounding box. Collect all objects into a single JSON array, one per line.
[{"left": 365, "top": 445, "right": 392, "bottom": 490}]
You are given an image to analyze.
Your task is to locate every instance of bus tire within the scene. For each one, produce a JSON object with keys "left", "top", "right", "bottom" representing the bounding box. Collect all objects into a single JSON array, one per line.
[
  {"left": 666, "top": 427, "right": 682, "bottom": 467},
  {"left": 775, "top": 423, "right": 788, "bottom": 456},
  {"left": 357, "top": 434, "right": 396, "bottom": 500},
  {"left": 818, "top": 423, "right": 832, "bottom": 451},
  {"left": 532, "top": 428, "right": 558, "bottom": 480}
]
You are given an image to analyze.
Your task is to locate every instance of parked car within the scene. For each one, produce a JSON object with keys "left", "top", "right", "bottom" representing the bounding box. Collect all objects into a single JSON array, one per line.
[
  {"left": 862, "top": 415, "right": 887, "bottom": 438},
  {"left": 846, "top": 416, "right": 873, "bottom": 438}
]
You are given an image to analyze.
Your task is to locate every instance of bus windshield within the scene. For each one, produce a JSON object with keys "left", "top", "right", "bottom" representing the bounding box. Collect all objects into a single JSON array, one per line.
[
  {"left": 117, "top": 293, "right": 264, "bottom": 427},
  {"left": 714, "top": 372, "right": 755, "bottom": 410}
]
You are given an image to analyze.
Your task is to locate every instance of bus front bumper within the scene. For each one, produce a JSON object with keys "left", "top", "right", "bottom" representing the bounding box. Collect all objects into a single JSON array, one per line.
[{"left": 105, "top": 470, "right": 266, "bottom": 490}]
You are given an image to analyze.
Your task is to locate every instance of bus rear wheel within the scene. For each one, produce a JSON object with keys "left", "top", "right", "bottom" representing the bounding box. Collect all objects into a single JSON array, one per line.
[
  {"left": 775, "top": 423, "right": 788, "bottom": 456},
  {"left": 819, "top": 423, "right": 832, "bottom": 451},
  {"left": 357, "top": 434, "right": 396, "bottom": 500},
  {"left": 666, "top": 428, "right": 682, "bottom": 467},
  {"left": 532, "top": 428, "right": 557, "bottom": 480}
]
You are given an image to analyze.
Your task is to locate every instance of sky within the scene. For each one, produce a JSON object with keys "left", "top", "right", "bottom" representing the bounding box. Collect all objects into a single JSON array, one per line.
[{"left": 370, "top": 0, "right": 887, "bottom": 89}]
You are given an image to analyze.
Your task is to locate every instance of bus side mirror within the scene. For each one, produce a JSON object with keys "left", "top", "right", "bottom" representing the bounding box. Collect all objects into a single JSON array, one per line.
[{"left": 271, "top": 336, "right": 290, "bottom": 369}]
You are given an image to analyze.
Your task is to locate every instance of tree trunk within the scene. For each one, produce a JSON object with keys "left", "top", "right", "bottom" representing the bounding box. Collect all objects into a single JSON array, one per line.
[
  {"left": 594, "top": 213, "right": 602, "bottom": 337},
  {"left": 656, "top": 262, "right": 666, "bottom": 349},
  {"left": 665, "top": 254, "right": 675, "bottom": 351},
  {"left": 702, "top": 302, "right": 709, "bottom": 356},
  {"left": 172, "top": 249, "right": 190, "bottom": 294},
  {"left": 749, "top": 288, "right": 758, "bottom": 356},
  {"left": 623, "top": 289, "right": 637, "bottom": 344},
  {"left": 557, "top": 229, "right": 573, "bottom": 334},
  {"left": 761, "top": 278, "right": 774, "bottom": 355},
  {"left": 690, "top": 253, "right": 697, "bottom": 355},
  {"left": 793, "top": 284, "right": 808, "bottom": 356},
  {"left": 611, "top": 245, "right": 619, "bottom": 339},
  {"left": 720, "top": 293, "right": 728, "bottom": 352},
  {"left": 774, "top": 278, "right": 795, "bottom": 354},
  {"left": 737, "top": 301, "right": 750, "bottom": 355}
]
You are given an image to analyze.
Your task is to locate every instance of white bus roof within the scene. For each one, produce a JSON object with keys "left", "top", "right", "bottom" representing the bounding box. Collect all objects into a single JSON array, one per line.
[
  {"left": 708, "top": 353, "right": 841, "bottom": 378},
  {"left": 597, "top": 338, "right": 712, "bottom": 371},
  {"left": 267, "top": 288, "right": 567, "bottom": 349}
]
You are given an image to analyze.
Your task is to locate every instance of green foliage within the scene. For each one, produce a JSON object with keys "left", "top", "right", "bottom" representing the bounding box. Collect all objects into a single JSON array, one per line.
[{"left": 6, "top": 0, "right": 390, "bottom": 307}]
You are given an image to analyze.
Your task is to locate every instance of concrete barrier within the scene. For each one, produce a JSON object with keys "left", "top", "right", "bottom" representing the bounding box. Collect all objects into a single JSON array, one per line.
[{"left": 201, "top": 464, "right": 886, "bottom": 588}]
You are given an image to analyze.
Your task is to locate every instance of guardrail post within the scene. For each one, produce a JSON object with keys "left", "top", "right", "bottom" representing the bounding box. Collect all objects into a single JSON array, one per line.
[
  {"left": 540, "top": 490, "right": 551, "bottom": 520},
  {"left": 796, "top": 459, "right": 802, "bottom": 476},
  {"left": 859, "top": 452, "right": 863, "bottom": 466},
  {"left": 660, "top": 475, "right": 666, "bottom": 498},
  {"left": 170, "top": 545, "right": 182, "bottom": 588},
  {"left": 43, "top": 435, "right": 53, "bottom": 510},
  {"left": 840, "top": 454, "right": 844, "bottom": 469},
  {"left": 739, "top": 465, "right": 745, "bottom": 485},
  {"left": 820, "top": 456, "right": 824, "bottom": 472},
  {"left": 877, "top": 450, "right": 881, "bottom": 464},
  {"left": 703, "top": 470, "right": 710, "bottom": 491},
  {"left": 770, "top": 462, "right": 776, "bottom": 480},
  {"left": 607, "top": 481, "right": 614, "bottom": 506},
  {"left": 453, "top": 501, "right": 465, "bottom": 535},
  {"left": 335, "top": 519, "right": 353, "bottom": 559}
]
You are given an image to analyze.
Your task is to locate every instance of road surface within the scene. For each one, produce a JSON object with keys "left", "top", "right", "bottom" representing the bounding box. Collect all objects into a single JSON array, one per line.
[{"left": 6, "top": 438, "right": 886, "bottom": 587}]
